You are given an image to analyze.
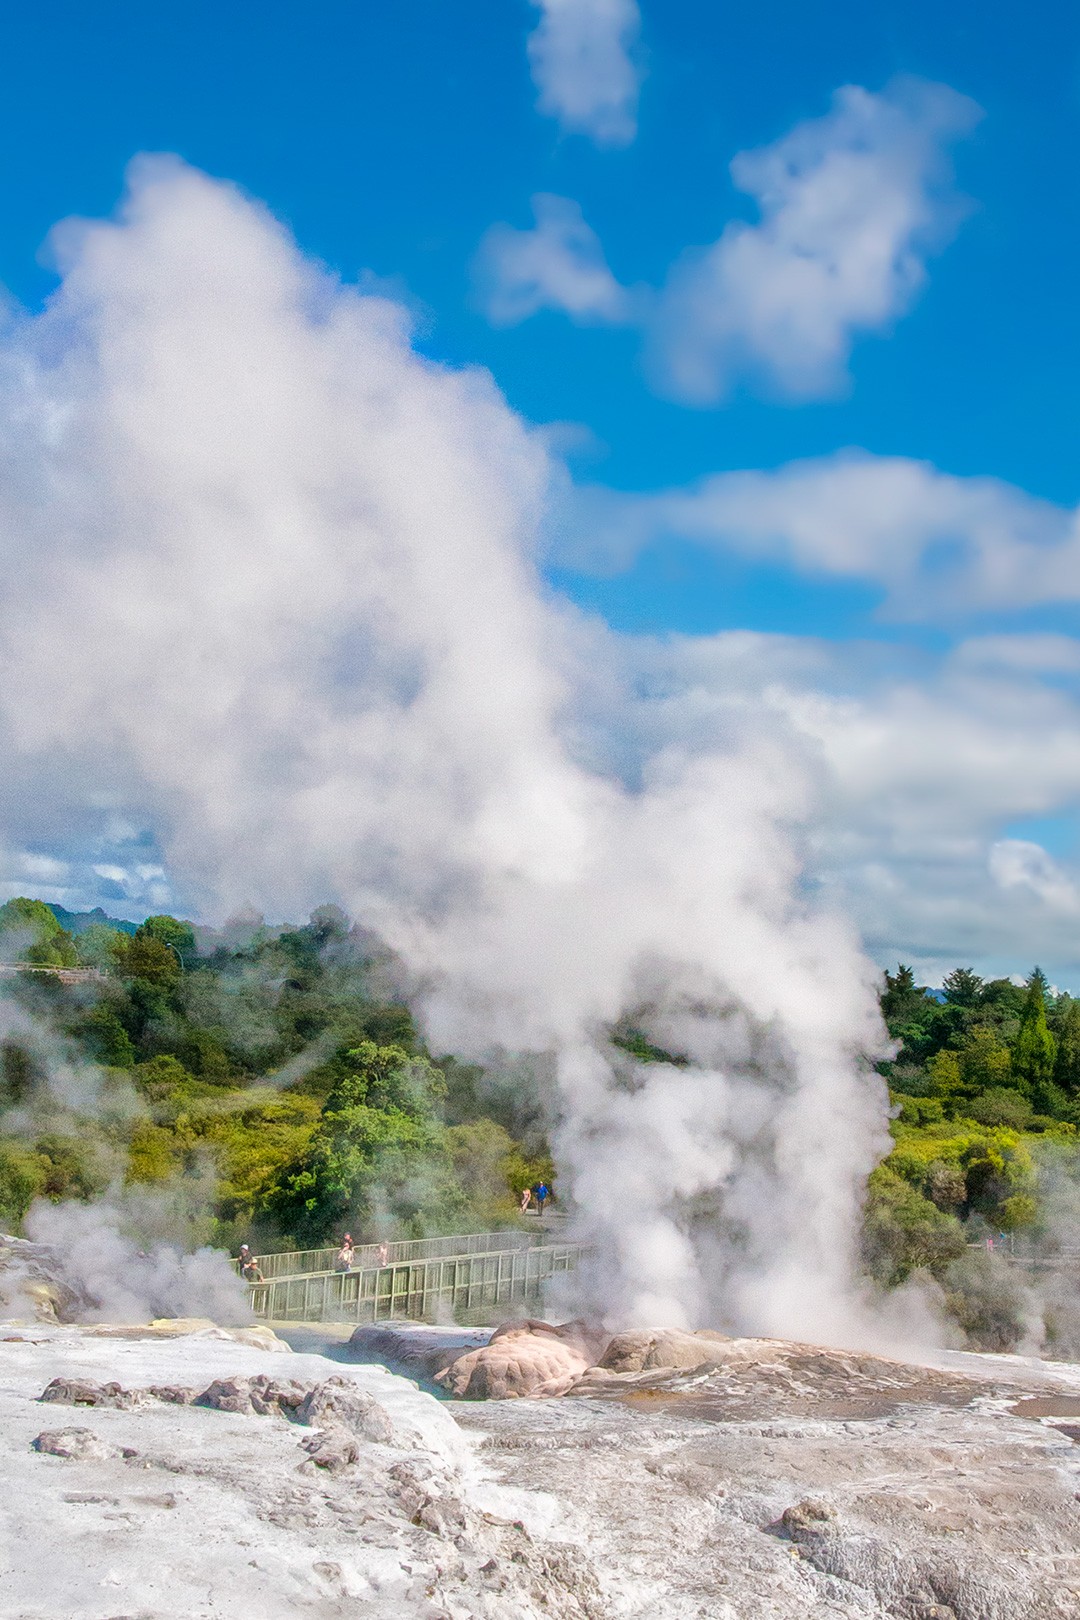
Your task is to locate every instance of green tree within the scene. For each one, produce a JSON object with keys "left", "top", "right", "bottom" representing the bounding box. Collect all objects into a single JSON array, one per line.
[
  {"left": 957, "top": 1026, "right": 1013, "bottom": 1095},
  {"left": 862, "top": 1165, "right": 966, "bottom": 1286},
  {"left": 0, "top": 1139, "right": 45, "bottom": 1225},
  {"left": 998, "top": 1193, "right": 1038, "bottom": 1231},
  {"left": 140, "top": 915, "right": 197, "bottom": 962},
  {"left": 967, "top": 1088, "right": 1034, "bottom": 1130},
  {"left": 880, "top": 964, "right": 930, "bottom": 1031},
  {"left": 273, "top": 1042, "right": 459, "bottom": 1243},
  {"left": 942, "top": 967, "right": 984, "bottom": 1007},
  {"left": 111, "top": 931, "right": 182, "bottom": 986},
  {"left": 924, "top": 1159, "right": 966, "bottom": 1211},
  {"left": 76, "top": 923, "right": 125, "bottom": 969},
  {"left": 76, "top": 1002, "right": 136, "bottom": 1068},
  {"left": 134, "top": 1053, "right": 196, "bottom": 1101},
  {"left": 0, "top": 897, "right": 59, "bottom": 942},
  {"left": 1052, "top": 994, "right": 1080, "bottom": 1096},
  {"left": 979, "top": 977, "right": 1027, "bottom": 1030},
  {"left": 927, "top": 1048, "right": 964, "bottom": 1106},
  {"left": 0, "top": 898, "right": 76, "bottom": 966},
  {"left": 1012, "top": 968, "right": 1057, "bottom": 1095},
  {"left": 26, "top": 927, "right": 77, "bottom": 967}
]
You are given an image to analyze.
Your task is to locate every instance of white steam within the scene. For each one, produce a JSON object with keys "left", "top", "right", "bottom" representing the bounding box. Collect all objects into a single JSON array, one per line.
[
  {"left": 24, "top": 1198, "right": 250, "bottom": 1326},
  {"left": 0, "top": 160, "right": 890, "bottom": 1338}
]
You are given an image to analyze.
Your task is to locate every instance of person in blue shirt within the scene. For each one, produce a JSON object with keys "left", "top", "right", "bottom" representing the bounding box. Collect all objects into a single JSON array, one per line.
[{"left": 535, "top": 1181, "right": 550, "bottom": 1216}]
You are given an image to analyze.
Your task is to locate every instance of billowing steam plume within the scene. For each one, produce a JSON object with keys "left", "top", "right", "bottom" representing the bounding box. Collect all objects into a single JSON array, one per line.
[{"left": 0, "top": 160, "right": 890, "bottom": 1337}]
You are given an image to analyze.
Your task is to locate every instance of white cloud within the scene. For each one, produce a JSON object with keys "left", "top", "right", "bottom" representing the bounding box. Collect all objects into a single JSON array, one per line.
[
  {"left": 989, "top": 841, "right": 1080, "bottom": 914},
  {"left": 650, "top": 78, "right": 981, "bottom": 402},
  {"left": 15, "top": 853, "right": 69, "bottom": 883},
  {"left": 565, "top": 450, "right": 1079, "bottom": 619},
  {"left": 91, "top": 865, "right": 129, "bottom": 885},
  {"left": 952, "top": 635, "right": 1080, "bottom": 674},
  {"left": 576, "top": 622, "right": 1080, "bottom": 984},
  {"left": 526, "top": 0, "right": 642, "bottom": 147},
  {"left": 473, "top": 194, "right": 636, "bottom": 326},
  {"left": 479, "top": 78, "right": 980, "bottom": 404}
]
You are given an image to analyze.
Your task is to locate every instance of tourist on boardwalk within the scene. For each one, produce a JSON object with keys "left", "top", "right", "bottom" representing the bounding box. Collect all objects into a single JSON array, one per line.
[
  {"left": 520, "top": 1187, "right": 532, "bottom": 1214},
  {"left": 334, "top": 1234, "right": 355, "bottom": 1272},
  {"left": 237, "top": 1244, "right": 264, "bottom": 1283},
  {"left": 376, "top": 1241, "right": 389, "bottom": 1267},
  {"left": 535, "top": 1181, "right": 550, "bottom": 1216}
]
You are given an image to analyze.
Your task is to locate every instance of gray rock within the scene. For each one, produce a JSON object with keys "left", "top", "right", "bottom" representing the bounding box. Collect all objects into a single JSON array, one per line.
[
  {"left": 0, "top": 1235, "right": 95, "bottom": 1324},
  {"left": 31, "top": 1427, "right": 134, "bottom": 1461},
  {"left": 295, "top": 1376, "right": 394, "bottom": 1444},
  {"left": 777, "top": 1497, "right": 837, "bottom": 1541},
  {"left": 194, "top": 1374, "right": 310, "bottom": 1415},
  {"left": 298, "top": 1428, "right": 361, "bottom": 1472},
  {"left": 347, "top": 1322, "right": 491, "bottom": 1382},
  {"left": 39, "top": 1376, "right": 139, "bottom": 1409},
  {"left": 147, "top": 1384, "right": 197, "bottom": 1404}
]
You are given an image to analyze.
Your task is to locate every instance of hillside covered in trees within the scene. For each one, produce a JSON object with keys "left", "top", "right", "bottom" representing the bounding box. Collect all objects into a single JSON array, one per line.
[
  {"left": 0, "top": 899, "right": 552, "bottom": 1255},
  {"left": 866, "top": 962, "right": 1080, "bottom": 1349},
  {"left": 0, "top": 894, "right": 1077, "bottom": 1351}
]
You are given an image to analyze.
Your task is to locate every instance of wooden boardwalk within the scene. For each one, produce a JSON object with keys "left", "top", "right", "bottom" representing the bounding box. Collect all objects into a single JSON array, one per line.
[{"left": 246, "top": 1235, "right": 581, "bottom": 1325}]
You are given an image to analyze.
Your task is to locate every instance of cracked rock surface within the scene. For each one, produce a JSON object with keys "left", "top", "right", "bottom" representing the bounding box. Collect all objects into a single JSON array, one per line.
[
  {"left": 0, "top": 1324, "right": 604, "bottom": 1620},
  {"left": 452, "top": 1337, "right": 1080, "bottom": 1619},
  {"left": 8, "top": 1319, "right": 1080, "bottom": 1618}
]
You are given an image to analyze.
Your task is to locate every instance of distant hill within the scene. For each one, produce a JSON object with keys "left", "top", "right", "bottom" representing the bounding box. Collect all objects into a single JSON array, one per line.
[{"left": 45, "top": 903, "right": 139, "bottom": 937}]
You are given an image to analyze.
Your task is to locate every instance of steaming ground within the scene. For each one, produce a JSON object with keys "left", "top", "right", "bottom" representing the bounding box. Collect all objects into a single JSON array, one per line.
[{"left": 4, "top": 1313, "right": 1080, "bottom": 1619}]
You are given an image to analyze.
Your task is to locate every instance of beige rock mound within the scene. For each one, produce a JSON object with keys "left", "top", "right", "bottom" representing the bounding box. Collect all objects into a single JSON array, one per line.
[
  {"left": 83, "top": 1319, "right": 290, "bottom": 1351},
  {"left": 597, "top": 1327, "right": 731, "bottom": 1373},
  {"left": 434, "top": 1318, "right": 609, "bottom": 1400},
  {"left": 31, "top": 1426, "right": 133, "bottom": 1461}
]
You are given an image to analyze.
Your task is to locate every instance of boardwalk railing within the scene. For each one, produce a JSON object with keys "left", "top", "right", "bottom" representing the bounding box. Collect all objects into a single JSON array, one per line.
[
  {"left": 248, "top": 1241, "right": 581, "bottom": 1325},
  {"left": 0, "top": 963, "right": 108, "bottom": 985},
  {"left": 241, "top": 1228, "right": 550, "bottom": 1281}
]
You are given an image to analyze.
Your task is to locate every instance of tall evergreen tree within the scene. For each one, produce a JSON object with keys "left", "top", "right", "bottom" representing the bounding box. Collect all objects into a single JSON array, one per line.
[
  {"left": 942, "top": 967, "right": 983, "bottom": 1007},
  {"left": 1052, "top": 993, "right": 1080, "bottom": 1096},
  {"left": 881, "top": 964, "right": 930, "bottom": 1031},
  {"left": 1011, "top": 967, "right": 1057, "bottom": 1095}
]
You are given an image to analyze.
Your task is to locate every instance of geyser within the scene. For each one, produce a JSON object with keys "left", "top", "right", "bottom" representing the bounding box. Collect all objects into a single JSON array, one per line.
[{"left": 0, "top": 159, "right": 890, "bottom": 1338}]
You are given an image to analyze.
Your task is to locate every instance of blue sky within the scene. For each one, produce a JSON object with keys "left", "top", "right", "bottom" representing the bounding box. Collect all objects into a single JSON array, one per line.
[
  {"left": 1, "top": 1, "right": 1080, "bottom": 982},
  {"left": 2, "top": 1, "right": 1077, "bottom": 535}
]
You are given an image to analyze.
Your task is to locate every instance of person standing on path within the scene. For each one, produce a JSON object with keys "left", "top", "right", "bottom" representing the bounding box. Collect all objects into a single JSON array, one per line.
[
  {"left": 535, "top": 1181, "right": 550, "bottom": 1217},
  {"left": 237, "top": 1245, "right": 264, "bottom": 1283},
  {"left": 520, "top": 1187, "right": 532, "bottom": 1215}
]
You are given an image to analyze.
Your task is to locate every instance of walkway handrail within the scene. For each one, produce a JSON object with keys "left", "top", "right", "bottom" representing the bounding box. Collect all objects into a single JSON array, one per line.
[
  {"left": 237, "top": 1227, "right": 552, "bottom": 1280},
  {"left": 247, "top": 1240, "right": 583, "bottom": 1325}
]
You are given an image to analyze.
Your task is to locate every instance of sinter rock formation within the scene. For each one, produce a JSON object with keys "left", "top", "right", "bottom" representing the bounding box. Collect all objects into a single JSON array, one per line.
[
  {"left": 5, "top": 1244, "right": 1080, "bottom": 1617},
  {"left": 348, "top": 1316, "right": 1080, "bottom": 1617},
  {"left": 1, "top": 1321, "right": 606, "bottom": 1619}
]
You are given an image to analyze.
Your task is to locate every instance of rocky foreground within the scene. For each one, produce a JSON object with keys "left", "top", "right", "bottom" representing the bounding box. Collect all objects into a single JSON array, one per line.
[
  {"left": 0, "top": 1320, "right": 605, "bottom": 1620},
  {"left": 350, "top": 1319, "right": 1080, "bottom": 1620},
  {"left": 3, "top": 1231, "right": 1080, "bottom": 1619},
  {"left": 1, "top": 1319, "right": 1079, "bottom": 1618}
]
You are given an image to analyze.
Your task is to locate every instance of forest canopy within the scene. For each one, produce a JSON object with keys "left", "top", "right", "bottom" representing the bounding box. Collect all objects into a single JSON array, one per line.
[
  {"left": 0, "top": 901, "right": 552, "bottom": 1254},
  {"left": 0, "top": 896, "right": 1076, "bottom": 1352}
]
